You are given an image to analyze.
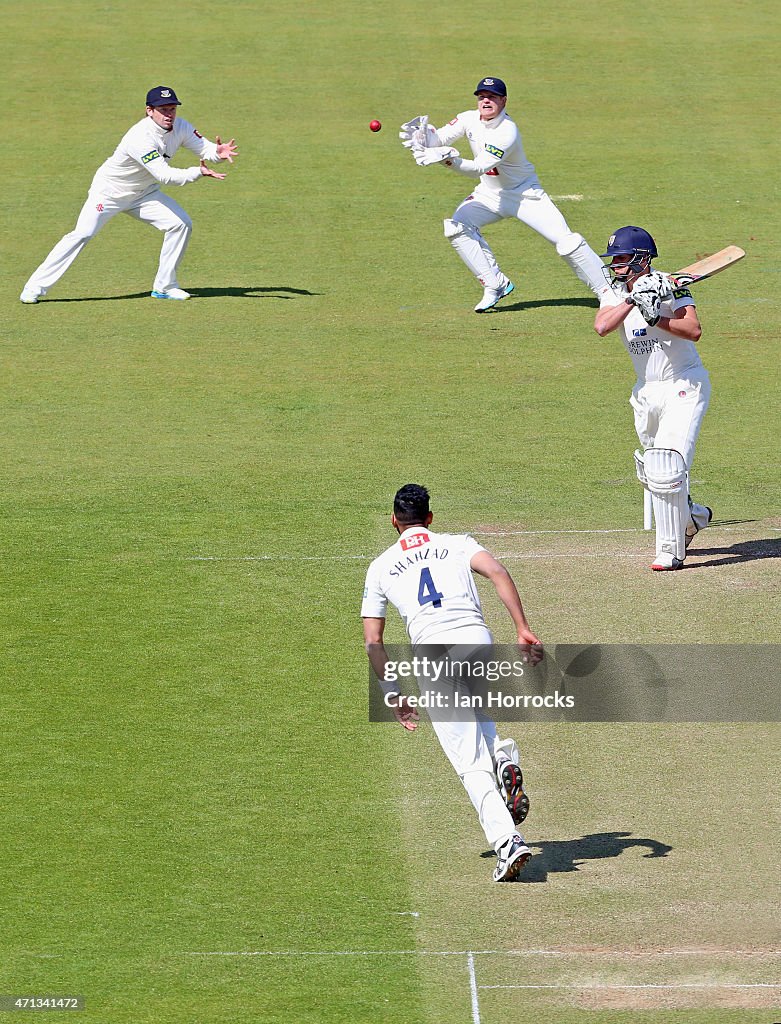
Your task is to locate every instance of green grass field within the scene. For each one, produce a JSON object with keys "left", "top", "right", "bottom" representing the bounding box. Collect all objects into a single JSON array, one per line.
[{"left": 2, "top": 1, "right": 780, "bottom": 1021}]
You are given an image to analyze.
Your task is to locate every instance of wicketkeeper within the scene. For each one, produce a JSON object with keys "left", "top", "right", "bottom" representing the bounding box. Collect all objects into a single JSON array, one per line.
[
  {"left": 399, "top": 77, "right": 610, "bottom": 313},
  {"left": 594, "top": 226, "right": 713, "bottom": 570}
]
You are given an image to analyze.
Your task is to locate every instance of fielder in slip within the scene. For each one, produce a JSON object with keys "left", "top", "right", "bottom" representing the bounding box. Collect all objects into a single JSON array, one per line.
[
  {"left": 399, "top": 77, "right": 611, "bottom": 313},
  {"left": 594, "top": 226, "right": 713, "bottom": 571},
  {"left": 20, "top": 86, "right": 237, "bottom": 304},
  {"left": 361, "top": 484, "right": 542, "bottom": 882}
]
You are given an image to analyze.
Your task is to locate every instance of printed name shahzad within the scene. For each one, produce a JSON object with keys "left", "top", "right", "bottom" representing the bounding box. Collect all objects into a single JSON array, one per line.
[{"left": 388, "top": 543, "right": 449, "bottom": 577}]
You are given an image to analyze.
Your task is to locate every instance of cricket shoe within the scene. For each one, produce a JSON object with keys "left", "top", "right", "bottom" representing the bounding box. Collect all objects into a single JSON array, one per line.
[
  {"left": 20, "top": 286, "right": 45, "bottom": 304},
  {"left": 474, "top": 278, "right": 514, "bottom": 313},
  {"left": 151, "top": 287, "right": 191, "bottom": 301},
  {"left": 651, "top": 553, "right": 685, "bottom": 571},
  {"left": 497, "top": 760, "right": 530, "bottom": 825},
  {"left": 492, "top": 834, "right": 531, "bottom": 882},
  {"left": 685, "top": 503, "right": 713, "bottom": 549}
]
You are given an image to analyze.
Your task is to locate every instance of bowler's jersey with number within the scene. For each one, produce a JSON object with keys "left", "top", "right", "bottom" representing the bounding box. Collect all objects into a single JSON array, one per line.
[
  {"left": 361, "top": 528, "right": 488, "bottom": 645},
  {"left": 89, "top": 117, "right": 220, "bottom": 200},
  {"left": 435, "top": 110, "right": 537, "bottom": 193},
  {"left": 600, "top": 281, "right": 703, "bottom": 383}
]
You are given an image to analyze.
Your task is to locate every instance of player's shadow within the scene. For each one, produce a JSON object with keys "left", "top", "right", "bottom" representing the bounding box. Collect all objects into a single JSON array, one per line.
[
  {"left": 42, "top": 285, "right": 318, "bottom": 302},
  {"left": 493, "top": 296, "right": 598, "bottom": 313},
  {"left": 481, "top": 831, "right": 672, "bottom": 883},
  {"left": 686, "top": 536, "right": 781, "bottom": 569},
  {"left": 187, "top": 285, "right": 319, "bottom": 299}
]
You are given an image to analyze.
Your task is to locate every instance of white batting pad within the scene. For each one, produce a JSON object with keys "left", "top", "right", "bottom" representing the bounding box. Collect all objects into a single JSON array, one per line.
[
  {"left": 634, "top": 449, "right": 648, "bottom": 487},
  {"left": 645, "top": 448, "right": 688, "bottom": 559}
]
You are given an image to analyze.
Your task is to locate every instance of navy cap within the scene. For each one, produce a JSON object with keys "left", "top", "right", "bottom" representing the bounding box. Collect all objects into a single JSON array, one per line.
[
  {"left": 146, "top": 86, "right": 181, "bottom": 107},
  {"left": 474, "top": 77, "right": 507, "bottom": 97},
  {"left": 601, "top": 226, "right": 658, "bottom": 259}
]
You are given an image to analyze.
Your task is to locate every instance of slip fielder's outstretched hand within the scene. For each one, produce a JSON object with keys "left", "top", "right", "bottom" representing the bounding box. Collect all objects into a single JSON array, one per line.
[
  {"left": 200, "top": 160, "right": 227, "bottom": 179},
  {"left": 215, "top": 136, "right": 238, "bottom": 162}
]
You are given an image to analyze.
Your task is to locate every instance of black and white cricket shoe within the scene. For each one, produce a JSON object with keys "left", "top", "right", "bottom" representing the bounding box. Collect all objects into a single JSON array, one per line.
[
  {"left": 685, "top": 504, "right": 713, "bottom": 549},
  {"left": 493, "top": 834, "right": 531, "bottom": 882},
  {"left": 498, "top": 761, "right": 530, "bottom": 825}
]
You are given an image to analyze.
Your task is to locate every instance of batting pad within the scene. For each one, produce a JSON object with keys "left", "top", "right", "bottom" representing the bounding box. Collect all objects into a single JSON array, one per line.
[
  {"left": 645, "top": 448, "right": 688, "bottom": 559},
  {"left": 634, "top": 449, "right": 648, "bottom": 487}
]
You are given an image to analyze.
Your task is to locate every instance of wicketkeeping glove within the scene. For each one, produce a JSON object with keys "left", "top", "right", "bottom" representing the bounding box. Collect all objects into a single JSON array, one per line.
[
  {"left": 400, "top": 115, "right": 427, "bottom": 146},
  {"left": 411, "top": 144, "right": 460, "bottom": 166}
]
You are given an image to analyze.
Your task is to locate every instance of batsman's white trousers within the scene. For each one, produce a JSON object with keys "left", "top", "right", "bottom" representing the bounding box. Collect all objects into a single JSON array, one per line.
[
  {"left": 420, "top": 625, "right": 518, "bottom": 851},
  {"left": 630, "top": 372, "right": 711, "bottom": 469},
  {"left": 24, "top": 188, "right": 193, "bottom": 295}
]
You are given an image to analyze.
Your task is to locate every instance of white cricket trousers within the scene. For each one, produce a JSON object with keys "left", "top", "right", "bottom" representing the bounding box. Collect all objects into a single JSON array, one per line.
[
  {"left": 24, "top": 188, "right": 193, "bottom": 295},
  {"left": 630, "top": 372, "right": 711, "bottom": 468},
  {"left": 422, "top": 626, "right": 518, "bottom": 851},
  {"left": 449, "top": 183, "right": 608, "bottom": 296}
]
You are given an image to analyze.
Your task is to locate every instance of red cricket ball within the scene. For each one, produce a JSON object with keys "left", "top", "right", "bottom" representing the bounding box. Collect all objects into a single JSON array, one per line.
[{"left": 369, "top": 120, "right": 382, "bottom": 133}]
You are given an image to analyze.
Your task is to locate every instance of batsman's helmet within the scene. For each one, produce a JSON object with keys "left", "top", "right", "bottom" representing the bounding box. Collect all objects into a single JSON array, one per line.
[{"left": 601, "top": 226, "right": 657, "bottom": 260}]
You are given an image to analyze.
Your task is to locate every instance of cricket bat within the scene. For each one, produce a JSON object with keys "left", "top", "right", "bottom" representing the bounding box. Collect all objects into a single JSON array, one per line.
[{"left": 671, "top": 245, "right": 746, "bottom": 286}]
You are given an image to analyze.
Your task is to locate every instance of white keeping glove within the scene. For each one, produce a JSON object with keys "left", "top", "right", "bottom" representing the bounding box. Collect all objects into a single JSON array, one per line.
[
  {"left": 412, "top": 144, "right": 460, "bottom": 167},
  {"left": 399, "top": 115, "right": 429, "bottom": 147}
]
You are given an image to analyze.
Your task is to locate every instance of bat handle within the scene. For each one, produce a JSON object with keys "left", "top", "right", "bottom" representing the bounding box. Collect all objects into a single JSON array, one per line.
[{"left": 670, "top": 273, "right": 697, "bottom": 287}]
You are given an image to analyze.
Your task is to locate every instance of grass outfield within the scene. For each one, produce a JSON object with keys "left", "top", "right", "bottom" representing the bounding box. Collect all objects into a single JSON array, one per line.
[{"left": 2, "top": 1, "right": 780, "bottom": 1022}]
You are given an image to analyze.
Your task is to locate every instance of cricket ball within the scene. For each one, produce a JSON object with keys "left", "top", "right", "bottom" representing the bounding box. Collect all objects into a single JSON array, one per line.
[{"left": 369, "top": 119, "right": 382, "bottom": 132}]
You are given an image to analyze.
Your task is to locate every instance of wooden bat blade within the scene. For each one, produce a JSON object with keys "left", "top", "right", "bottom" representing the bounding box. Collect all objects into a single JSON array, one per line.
[{"left": 674, "top": 245, "right": 746, "bottom": 284}]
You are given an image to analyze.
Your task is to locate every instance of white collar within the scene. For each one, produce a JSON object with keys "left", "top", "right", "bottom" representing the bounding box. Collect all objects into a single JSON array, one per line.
[{"left": 479, "top": 110, "right": 506, "bottom": 129}]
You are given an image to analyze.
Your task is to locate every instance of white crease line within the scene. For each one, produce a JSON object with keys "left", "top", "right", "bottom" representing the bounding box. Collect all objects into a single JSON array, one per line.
[
  {"left": 550, "top": 194, "right": 583, "bottom": 200},
  {"left": 186, "top": 551, "right": 646, "bottom": 563},
  {"left": 480, "top": 983, "right": 781, "bottom": 990},
  {"left": 480, "top": 528, "right": 641, "bottom": 536},
  {"left": 467, "top": 952, "right": 481, "bottom": 1024},
  {"left": 187, "top": 554, "right": 369, "bottom": 562},
  {"left": 183, "top": 948, "right": 781, "bottom": 958}
]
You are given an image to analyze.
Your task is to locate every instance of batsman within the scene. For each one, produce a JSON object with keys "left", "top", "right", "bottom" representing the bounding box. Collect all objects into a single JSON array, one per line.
[{"left": 594, "top": 226, "right": 713, "bottom": 571}]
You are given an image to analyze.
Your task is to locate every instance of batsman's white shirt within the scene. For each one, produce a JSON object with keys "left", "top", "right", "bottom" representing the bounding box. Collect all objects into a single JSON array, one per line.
[
  {"left": 89, "top": 117, "right": 220, "bottom": 200},
  {"left": 434, "top": 110, "right": 537, "bottom": 194},
  {"left": 599, "top": 282, "right": 703, "bottom": 383},
  {"left": 361, "top": 528, "right": 488, "bottom": 645}
]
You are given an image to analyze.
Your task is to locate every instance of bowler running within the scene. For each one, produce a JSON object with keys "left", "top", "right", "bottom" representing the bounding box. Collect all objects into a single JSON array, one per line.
[{"left": 362, "top": 484, "right": 542, "bottom": 882}]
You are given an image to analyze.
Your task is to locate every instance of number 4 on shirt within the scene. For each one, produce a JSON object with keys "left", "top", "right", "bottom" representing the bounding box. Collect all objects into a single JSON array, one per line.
[{"left": 418, "top": 567, "right": 444, "bottom": 608}]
